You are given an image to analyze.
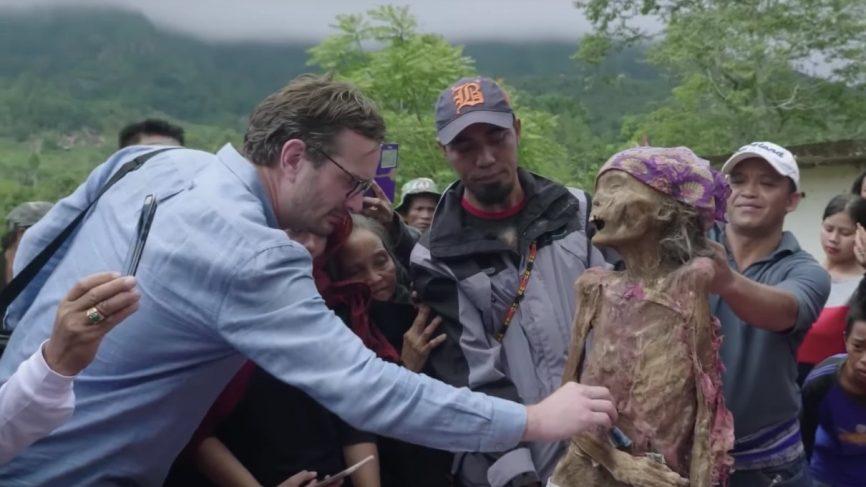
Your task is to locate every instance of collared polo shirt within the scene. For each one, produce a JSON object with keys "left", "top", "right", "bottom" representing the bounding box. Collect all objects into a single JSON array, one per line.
[{"left": 710, "top": 228, "right": 830, "bottom": 468}]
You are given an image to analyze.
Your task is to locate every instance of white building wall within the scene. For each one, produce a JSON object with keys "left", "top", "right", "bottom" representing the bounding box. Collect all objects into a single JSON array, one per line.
[{"left": 783, "top": 163, "right": 866, "bottom": 261}]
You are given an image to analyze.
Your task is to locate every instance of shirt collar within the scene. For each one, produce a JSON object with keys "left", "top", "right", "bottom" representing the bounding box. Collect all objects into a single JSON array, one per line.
[
  {"left": 216, "top": 143, "right": 279, "bottom": 229},
  {"left": 716, "top": 225, "right": 801, "bottom": 269}
]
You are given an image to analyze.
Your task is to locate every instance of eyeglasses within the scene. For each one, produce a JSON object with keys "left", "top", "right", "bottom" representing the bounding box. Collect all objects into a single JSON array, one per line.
[{"left": 311, "top": 146, "right": 374, "bottom": 199}]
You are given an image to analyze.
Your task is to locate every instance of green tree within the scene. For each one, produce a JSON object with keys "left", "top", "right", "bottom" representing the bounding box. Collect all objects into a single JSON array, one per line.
[
  {"left": 309, "top": 6, "right": 578, "bottom": 189},
  {"left": 575, "top": 0, "right": 866, "bottom": 153}
]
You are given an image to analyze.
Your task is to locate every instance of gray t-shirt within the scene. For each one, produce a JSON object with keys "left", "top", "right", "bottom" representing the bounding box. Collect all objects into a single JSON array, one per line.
[{"left": 710, "top": 229, "right": 831, "bottom": 441}]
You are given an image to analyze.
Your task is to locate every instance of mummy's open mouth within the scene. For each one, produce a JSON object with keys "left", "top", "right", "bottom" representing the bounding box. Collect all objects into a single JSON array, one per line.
[{"left": 589, "top": 215, "right": 605, "bottom": 231}]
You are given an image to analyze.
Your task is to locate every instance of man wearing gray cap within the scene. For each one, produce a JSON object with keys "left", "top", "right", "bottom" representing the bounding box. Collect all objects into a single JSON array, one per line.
[
  {"left": 2, "top": 202, "right": 53, "bottom": 287},
  {"left": 411, "top": 77, "right": 607, "bottom": 487},
  {"left": 708, "top": 141, "right": 830, "bottom": 486}
]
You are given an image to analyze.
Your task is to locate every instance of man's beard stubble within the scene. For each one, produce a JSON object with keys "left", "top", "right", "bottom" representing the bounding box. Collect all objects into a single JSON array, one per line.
[{"left": 469, "top": 180, "right": 515, "bottom": 206}]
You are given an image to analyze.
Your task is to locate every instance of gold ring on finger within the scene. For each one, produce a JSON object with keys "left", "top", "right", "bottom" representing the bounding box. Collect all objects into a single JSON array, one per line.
[{"left": 86, "top": 306, "right": 106, "bottom": 324}]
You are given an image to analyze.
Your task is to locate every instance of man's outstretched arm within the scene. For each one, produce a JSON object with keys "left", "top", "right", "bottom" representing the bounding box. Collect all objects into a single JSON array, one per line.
[{"left": 217, "top": 245, "right": 616, "bottom": 455}]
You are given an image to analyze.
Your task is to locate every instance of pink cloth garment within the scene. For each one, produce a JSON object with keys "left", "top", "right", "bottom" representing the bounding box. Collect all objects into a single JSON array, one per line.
[
  {"left": 576, "top": 262, "right": 734, "bottom": 484},
  {"left": 0, "top": 341, "right": 75, "bottom": 464}
]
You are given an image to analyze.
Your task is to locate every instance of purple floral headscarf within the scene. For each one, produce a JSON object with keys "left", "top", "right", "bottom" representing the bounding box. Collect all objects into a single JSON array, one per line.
[{"left": 597, "top": 146, "right": 730, "bottom": 229}]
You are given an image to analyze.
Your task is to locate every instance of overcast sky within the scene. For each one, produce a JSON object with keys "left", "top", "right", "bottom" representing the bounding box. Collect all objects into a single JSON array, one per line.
[{"left": 0, "top": 0, "right": 618, "bottom": 43}]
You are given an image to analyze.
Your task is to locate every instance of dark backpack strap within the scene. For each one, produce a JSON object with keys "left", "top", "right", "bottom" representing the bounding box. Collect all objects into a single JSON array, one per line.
[{"left": 0, "top": 147, "right": 176, "bottom": 321}]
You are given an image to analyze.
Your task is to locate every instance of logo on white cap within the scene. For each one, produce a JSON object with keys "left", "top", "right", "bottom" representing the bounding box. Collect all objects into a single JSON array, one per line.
[{"left": 721, "top": 141, "right": 800, "bottom": 191}]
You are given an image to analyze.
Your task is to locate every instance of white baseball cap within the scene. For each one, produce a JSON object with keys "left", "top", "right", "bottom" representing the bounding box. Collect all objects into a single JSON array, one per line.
[{"left": 721, "top": 141, "right": 800, "bottom": 191}]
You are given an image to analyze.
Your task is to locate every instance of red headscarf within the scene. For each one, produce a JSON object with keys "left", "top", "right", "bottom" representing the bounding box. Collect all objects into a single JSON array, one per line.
[{"left": 312, "top": 213, "right": 401, "bottom": 363}]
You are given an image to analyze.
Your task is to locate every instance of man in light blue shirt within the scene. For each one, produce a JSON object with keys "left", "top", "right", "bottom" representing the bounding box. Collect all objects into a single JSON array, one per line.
[{"left": 0, "top": 75, "right": 616, "bottom": 484}]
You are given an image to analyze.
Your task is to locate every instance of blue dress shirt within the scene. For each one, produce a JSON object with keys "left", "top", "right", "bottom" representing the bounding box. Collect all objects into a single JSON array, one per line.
[{"left": 0, "top": 144, "right": 525, "bottom": 485}]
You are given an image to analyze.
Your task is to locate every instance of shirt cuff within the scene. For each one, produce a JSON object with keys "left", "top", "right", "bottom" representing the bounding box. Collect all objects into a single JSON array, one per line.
[
  {"left": 34, "top": 341, "right": 76, "bottom": 394},
  {"left": 482, "top": 396, "right": 526, "bottom": 452}
]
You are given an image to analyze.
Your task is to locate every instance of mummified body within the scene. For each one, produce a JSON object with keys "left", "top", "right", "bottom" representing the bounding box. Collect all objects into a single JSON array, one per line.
[{"left": 549, "top": 148, "right": 734, "bottom": 487}]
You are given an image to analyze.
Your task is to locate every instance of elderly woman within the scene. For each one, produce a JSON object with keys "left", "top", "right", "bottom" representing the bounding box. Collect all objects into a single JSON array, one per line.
[{"left": 328, "top": 214, "right": 445, "bottom": 371}]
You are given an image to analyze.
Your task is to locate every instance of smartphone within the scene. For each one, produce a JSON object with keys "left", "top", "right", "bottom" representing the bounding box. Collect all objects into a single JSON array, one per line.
[
  {"left": 123, "top": 194, "right": 158, "bottom": 276},
  {"left": 368, "top": 143, "right": 399, "bottom": 202},
  {"left": 308, "top": 455, "right": 375, "bottom": 487}
]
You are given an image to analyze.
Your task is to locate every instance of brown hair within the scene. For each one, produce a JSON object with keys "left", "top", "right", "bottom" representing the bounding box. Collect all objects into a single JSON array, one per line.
[{"left": 243, "top": 74, "right": 386, "bottom": 167}]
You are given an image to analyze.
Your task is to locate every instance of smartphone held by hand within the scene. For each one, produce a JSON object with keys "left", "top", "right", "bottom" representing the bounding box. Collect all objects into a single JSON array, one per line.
[
  {"left": 367, "top": 143, "right": 398, "bottom": 202},
  {"left": 123, "top": 194, "right": 158, "bottom": 276},
  {"left": 307, "top": 455, "right": 375, "bottom": 487}
]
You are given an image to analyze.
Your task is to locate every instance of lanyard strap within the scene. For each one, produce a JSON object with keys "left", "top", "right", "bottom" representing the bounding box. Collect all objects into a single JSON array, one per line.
[{"left": 495, "top": 240, "right": 538, "bottom": 342}]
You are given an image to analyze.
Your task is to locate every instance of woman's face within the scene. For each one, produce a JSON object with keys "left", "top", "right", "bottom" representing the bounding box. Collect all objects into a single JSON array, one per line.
[
  {"left": 820, "top": 211, "right": 856, "bottom": 265},
  {"left": 337, "top": 228, "right": 397, "bottom": 302},
  {"left": 859, "top": 178, "right": 866, "bottom": 198}
]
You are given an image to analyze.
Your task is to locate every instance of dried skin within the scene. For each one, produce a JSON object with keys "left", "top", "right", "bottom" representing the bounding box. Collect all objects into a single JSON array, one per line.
[{"left": 551, "top": 261, "right": 733, "bottom": 487}]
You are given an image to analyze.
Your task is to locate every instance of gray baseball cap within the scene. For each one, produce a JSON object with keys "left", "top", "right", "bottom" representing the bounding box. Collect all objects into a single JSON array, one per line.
[
  {"left": 395, "top": 177, "right": 441, "bottom": 213},
  {"left": 435, "top": 76, "right": 515, "bottom": 145},
  {"left": 6, "top": 201, "right": 53, "bottom": 231}
]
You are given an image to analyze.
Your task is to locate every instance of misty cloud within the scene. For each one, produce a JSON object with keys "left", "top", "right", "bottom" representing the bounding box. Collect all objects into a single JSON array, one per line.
[{"left": 0, "top": 0, "right": 607, "bottom": 43}]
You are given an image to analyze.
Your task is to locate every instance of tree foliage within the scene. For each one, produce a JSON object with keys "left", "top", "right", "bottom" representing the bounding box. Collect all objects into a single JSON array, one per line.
[{"left": 576, "top": 0, "right": 866, "bottom": 153}]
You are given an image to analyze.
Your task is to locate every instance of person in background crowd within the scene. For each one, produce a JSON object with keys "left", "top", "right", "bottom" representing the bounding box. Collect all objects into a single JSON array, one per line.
[
  {"left": 709, "top": 141, "right": 830, "bottom": 486},
  {"left": 1, "top": 272, "right": 139, "bottom": 464},
  {"left": 395, "top": 177, "right": 441, "bottom": 232},
  {"left": 851, "top": 167, "right": 866, "bottom": 273},
  {"left": 801, "top": 278, "right": 866, "bottom": 487},
  {"left": 117, "top": 118, "right": 185, "bottom": 148},
  {"left": 359, "top": 181, "right": 419, "bottom": 266},
  {"left": 411, "top": 76, "right": 606, "bottom": 487},
  {"left": 849, "top": 170, "right": 866, "bottom": 199},
  {"left": 798, "top": 195, "right": 866, "bottom": 384},
  {"left": 331, "top": 214, "right": 446, "bottom": 372},
  {"left": 1, "top": 202, "right": 53, "bottom": 288},
  {"left": 328, "top": 214, "right": 452, "bottom": 486}
]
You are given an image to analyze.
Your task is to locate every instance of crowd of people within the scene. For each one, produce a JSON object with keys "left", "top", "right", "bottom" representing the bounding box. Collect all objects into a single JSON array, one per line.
[{"left": 0, "top": 74, "right": 863, "bottom": 487}]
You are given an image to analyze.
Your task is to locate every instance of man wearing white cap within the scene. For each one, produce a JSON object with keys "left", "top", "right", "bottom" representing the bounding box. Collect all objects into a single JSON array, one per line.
[{"left": 709, "top": 141, "right": 830, "bottom": 486}]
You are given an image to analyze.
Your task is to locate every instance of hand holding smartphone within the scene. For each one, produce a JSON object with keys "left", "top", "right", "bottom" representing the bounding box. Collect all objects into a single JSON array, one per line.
[{"left": 307, "top": 455, "right": 375, "bottom": 487}]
